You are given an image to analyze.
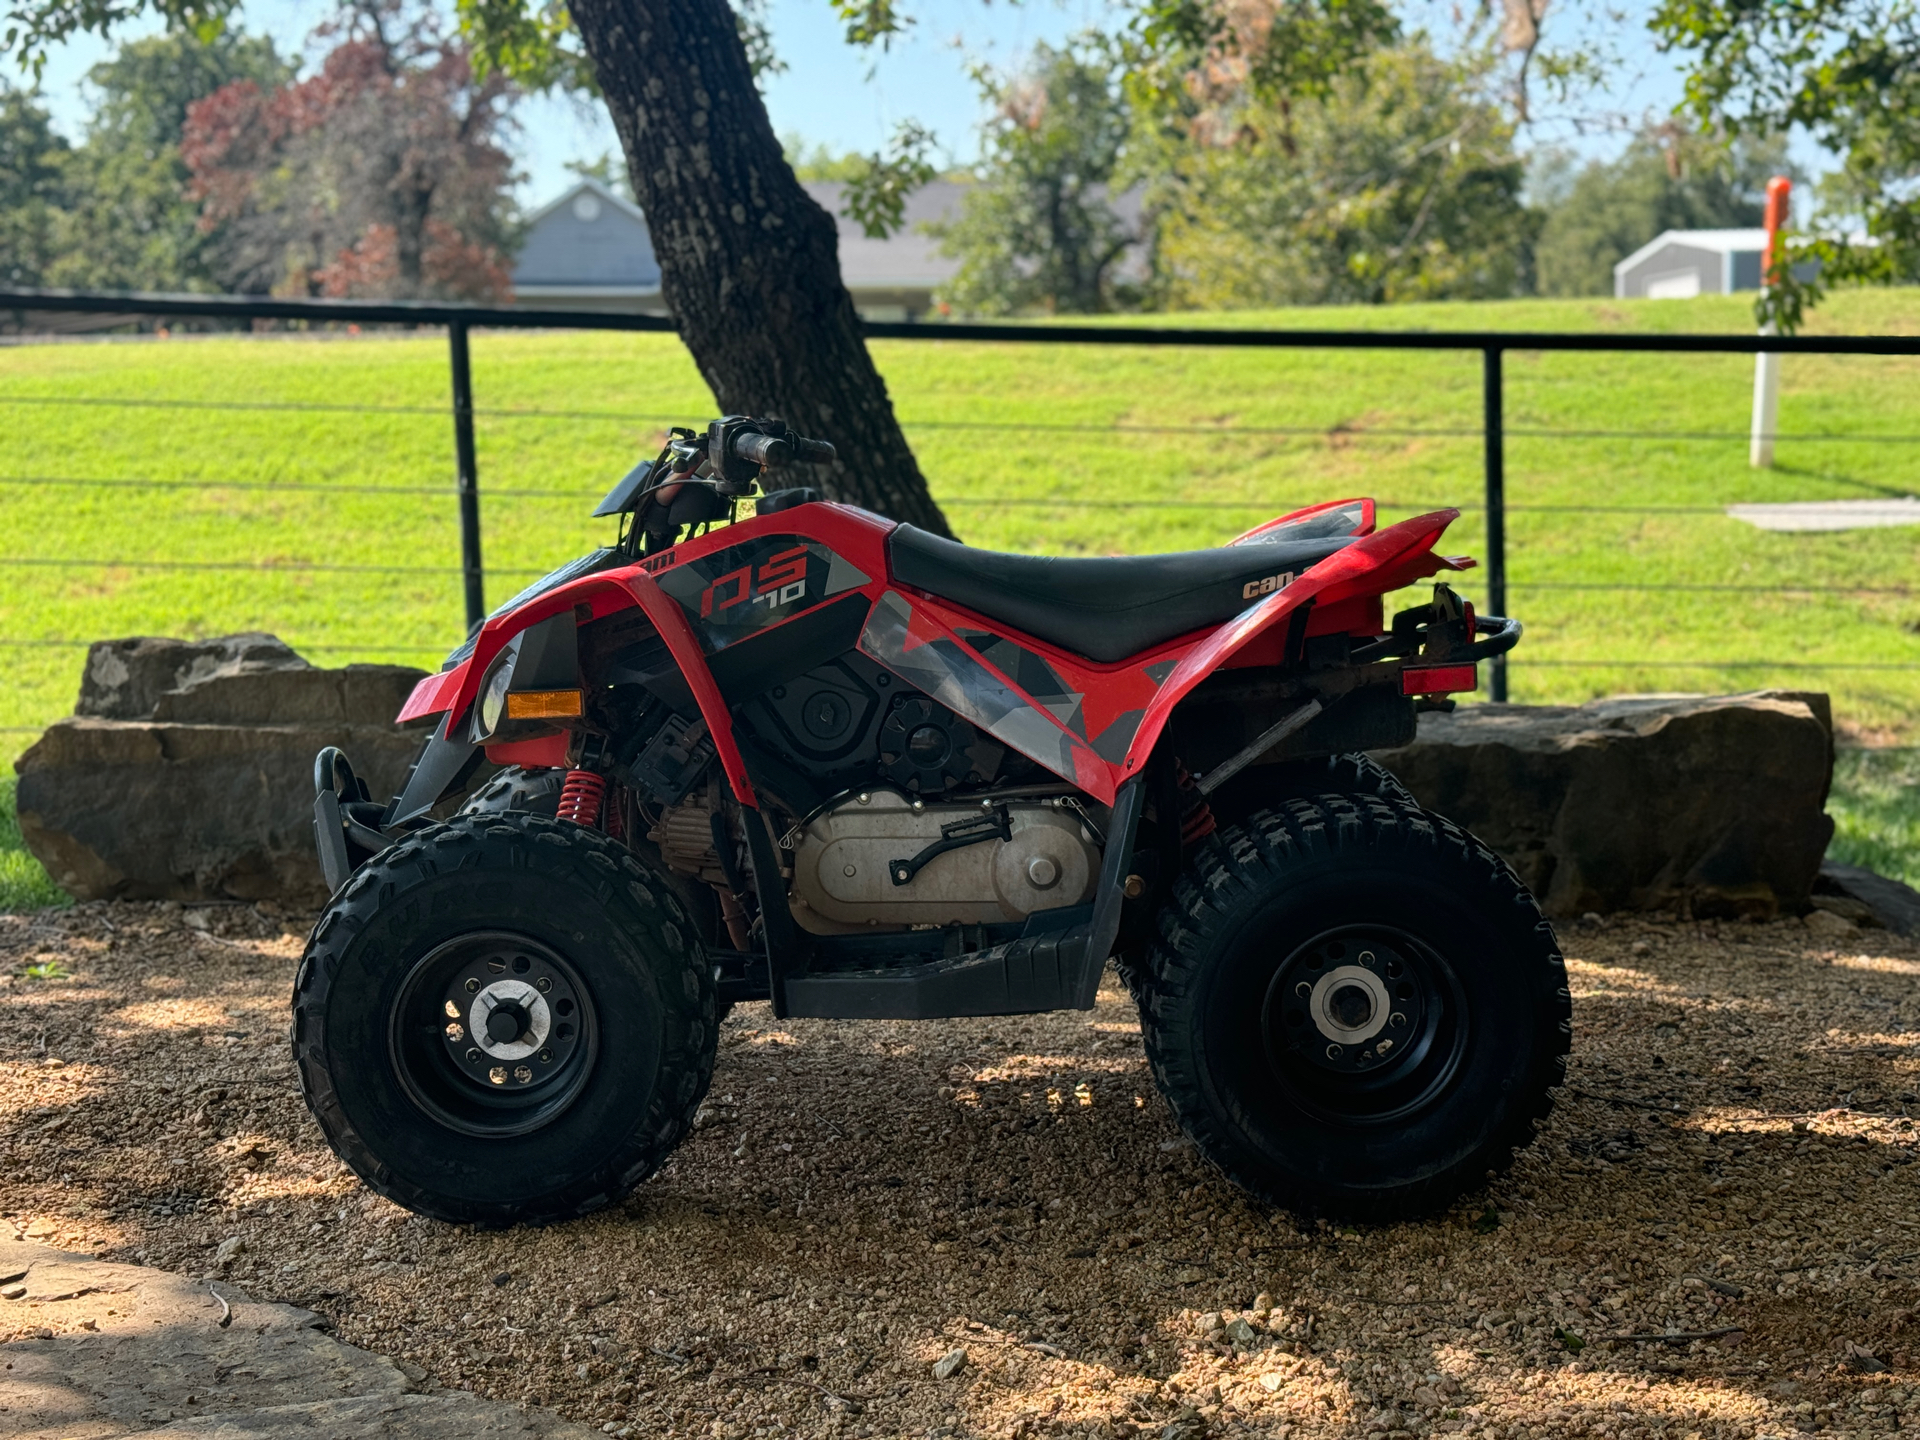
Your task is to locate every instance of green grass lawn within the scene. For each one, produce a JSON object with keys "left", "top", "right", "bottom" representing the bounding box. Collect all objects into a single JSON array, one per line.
[{"left": 0, "top": 289, "right": 1914, "bottom": 908}]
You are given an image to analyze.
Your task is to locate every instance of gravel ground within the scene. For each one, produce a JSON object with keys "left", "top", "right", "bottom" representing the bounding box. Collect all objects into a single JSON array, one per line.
[{"left": 3, "top": 900, "right": 1918, "bottom": 1440}]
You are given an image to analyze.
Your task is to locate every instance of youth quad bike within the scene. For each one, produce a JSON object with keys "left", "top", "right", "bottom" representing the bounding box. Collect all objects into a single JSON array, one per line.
[{"left": 299, "top": 416, "right": 1569, "bottom": 1227}]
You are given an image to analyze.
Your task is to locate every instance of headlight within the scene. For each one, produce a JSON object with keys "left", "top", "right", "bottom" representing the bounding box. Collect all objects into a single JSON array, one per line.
[{"left": 478, "top": 652, "right": 516, "bottom": 738}]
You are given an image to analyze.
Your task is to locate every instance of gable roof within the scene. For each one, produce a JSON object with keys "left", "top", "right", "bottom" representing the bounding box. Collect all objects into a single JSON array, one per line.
[
  {"left": 801, "top": 180, "right": 969, "bottom": 290},
  {"left": 512, "top": 179, "right": 660, "bottom": 292}
]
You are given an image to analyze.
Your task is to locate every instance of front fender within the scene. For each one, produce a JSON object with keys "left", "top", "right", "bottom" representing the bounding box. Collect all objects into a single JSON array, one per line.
[
  {"left": 1118, "top": 509, "right": 1468, "bottom": 779},
  {"left": 389, "top": 564, "right": 760, "bottom": 817}
]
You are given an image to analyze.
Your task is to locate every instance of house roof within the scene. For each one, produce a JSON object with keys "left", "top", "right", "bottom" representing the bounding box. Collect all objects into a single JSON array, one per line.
[
  {"left": 801, "top": 180, "right": 968, "bottom": 291},
  {"left": 512, "top": 176, "right": 974, "bottom": 299},
  {"left": 511, "top": 179, "right": 661, "bottom": 292}
]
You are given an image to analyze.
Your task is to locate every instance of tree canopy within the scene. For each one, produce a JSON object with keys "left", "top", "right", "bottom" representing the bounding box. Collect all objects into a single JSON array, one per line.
[
  {"left": 1532, "top": 126, "right": 1789, "bottom": 298},
  {"left": 1652, "top": 0, "right": 1920, "bottom": 327}
]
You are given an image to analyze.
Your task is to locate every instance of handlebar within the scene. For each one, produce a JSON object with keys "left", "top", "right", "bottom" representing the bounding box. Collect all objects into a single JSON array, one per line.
[
  {"left": 729, "top": 432, "right": 792, "bottom": 469},
  {"left": 726, "top": 428, "right": 836, "bottom": 470}
]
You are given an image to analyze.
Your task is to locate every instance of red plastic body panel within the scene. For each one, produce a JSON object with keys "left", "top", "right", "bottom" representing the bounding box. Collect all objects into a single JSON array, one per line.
[
  {"left": 394, "top": 498, "right": 1468, "bottom": 810},
  {"left": 1117, "top": 510, "right": 1468, "bottom": 780}
]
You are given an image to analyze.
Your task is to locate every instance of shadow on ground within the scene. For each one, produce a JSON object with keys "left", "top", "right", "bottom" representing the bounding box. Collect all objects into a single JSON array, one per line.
[{"left": 2, "top": 901, "right": 1916, "bottom": 1440}]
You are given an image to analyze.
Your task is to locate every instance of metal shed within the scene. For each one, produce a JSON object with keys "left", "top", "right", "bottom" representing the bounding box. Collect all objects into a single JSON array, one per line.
[{"left": 1613, "top": 228, "right": 1770, "bottom": 300}]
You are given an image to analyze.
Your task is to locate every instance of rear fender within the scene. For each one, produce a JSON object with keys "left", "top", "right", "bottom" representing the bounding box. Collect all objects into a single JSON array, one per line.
[
  {"left": 1118, "top": 509, "right": 1467, "bottom": 779},
  {"left": 391, "top": 567, "right": 759, "bottom": 813}
]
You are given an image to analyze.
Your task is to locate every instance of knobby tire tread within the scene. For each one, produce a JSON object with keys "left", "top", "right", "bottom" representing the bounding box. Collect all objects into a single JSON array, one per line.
[
  {"left": 293, "top": 813, "right": 715, "bottom": 1226},
  {"left": 1139, "top": 792, "right": 1571, "bottom": 1220}
]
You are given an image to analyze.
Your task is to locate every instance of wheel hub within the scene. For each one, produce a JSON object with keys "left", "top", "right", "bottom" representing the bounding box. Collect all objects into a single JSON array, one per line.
[
  {"left": 409, "top": 936, "right": 593, "bottom": 1111},
  {"left": 469, "top": 980, "right": 550, "bottom": 1058},
  {"left": 1265, "top": 932, "right": 1431, "bottom": 1079}
]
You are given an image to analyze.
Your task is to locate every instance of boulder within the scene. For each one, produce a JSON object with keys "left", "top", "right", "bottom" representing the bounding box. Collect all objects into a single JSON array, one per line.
[
  {"left": 75, "top": 633, "right": 308, "bottom": 720},
  {"left": 1816, "top": 860, "right": 1920, "bottom": 937},
  {"left": 1373, "top": 691, "right": 1834, "bottom": 919},
  {"left": 15, "top": 637, "right": 427, "bottom": 905}
]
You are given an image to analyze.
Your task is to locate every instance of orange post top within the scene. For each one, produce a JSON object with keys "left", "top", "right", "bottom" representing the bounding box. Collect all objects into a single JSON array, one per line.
[{"left": 1763, "top": 176, "right": 1792, "bottom": 280}]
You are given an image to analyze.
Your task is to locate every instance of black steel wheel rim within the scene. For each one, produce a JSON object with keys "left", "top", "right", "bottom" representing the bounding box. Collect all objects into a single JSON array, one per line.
[
  {"left": 1258, "top": 925, "right": 1468, "bottom": 1125},
  {"left": 388, "top": 930, "right": 600, "bottom": 1139}
]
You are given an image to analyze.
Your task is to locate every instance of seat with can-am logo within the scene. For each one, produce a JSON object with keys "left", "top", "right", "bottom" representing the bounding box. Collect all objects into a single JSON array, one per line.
[{"left": 886, "top": 525, "right": 1355, "bottom": 664}]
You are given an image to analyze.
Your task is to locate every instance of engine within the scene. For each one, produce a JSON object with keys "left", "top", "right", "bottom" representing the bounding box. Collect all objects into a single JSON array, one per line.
[{"left": 786, "top": 789, "right": 1100, "bottom": 934}]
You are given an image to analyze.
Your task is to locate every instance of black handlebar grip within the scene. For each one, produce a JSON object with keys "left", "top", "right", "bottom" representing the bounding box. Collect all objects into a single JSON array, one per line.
[
  {"left": 793, "top": 436, "right": 837, "bottom": 463},
  {"left": 730, "top": 432, "right": 792, "bottom": 469}
]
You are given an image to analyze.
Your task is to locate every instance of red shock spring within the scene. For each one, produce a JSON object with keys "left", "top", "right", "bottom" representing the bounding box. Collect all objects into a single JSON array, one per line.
[
  {"left": 556, "top": 770, "right": 607, "bottom": 828},
  {"left": 1176, "top": 763, "right": 1217, "bottom": 845}
]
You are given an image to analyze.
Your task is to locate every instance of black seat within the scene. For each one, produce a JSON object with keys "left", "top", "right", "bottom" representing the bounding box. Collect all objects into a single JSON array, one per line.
[{"left": 886, "top": 525, "right": 1355, "bottom": 663}]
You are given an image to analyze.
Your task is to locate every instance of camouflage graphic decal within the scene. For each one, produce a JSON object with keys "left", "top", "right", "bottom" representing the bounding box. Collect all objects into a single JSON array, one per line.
[
  {"left": 861, "top": 592, "right": 1101, "bottom": 789},
  {"left": 954, "top": 628, "right": 1088, "bottom": 738},
  {"left": 655, "top": 536, "right": 870, "bottom": 651}
]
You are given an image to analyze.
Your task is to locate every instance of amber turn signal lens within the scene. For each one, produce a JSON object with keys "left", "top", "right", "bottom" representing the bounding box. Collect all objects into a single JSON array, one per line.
[{"left": 505, "top": 689, "right": 584, "bottom": 719}]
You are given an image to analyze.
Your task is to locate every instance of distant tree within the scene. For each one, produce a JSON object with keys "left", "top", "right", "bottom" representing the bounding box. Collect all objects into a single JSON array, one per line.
[
  {"left": 1652, "top": 0, "right": 1920, "bottom": 330},
  {"left": 0, "top": 86, "right": 69, "bottom": 287},
  {"left": 1531, "top": 126, "right": 1790, "bottom": 298},
  {"left": 47, "top": 30, "right": 288, "bottom": 292},
  {"left": 933, "top": 41, "right": 1142, "bottom": 316},
  {"left": 1150, "top": 39, "right": 1536, "bottom": 308},
  {"left": 181, "top": 0, "right": 516, "bottom": 300}
]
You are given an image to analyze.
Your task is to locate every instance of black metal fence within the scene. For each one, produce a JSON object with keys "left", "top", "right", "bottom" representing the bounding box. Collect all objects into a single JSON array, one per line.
[{"left": 4, "top": 285, "right": 1918, "bottom": 716}]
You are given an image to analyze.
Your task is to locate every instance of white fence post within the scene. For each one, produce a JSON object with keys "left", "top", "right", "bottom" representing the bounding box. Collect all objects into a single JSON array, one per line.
[{"left": 1751, "top": 175, "right": 1792, "bottom": 470}]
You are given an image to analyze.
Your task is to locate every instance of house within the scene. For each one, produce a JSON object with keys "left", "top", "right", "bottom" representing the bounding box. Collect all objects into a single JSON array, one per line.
[
  {"left": 1613, "top": 228, "right": 1822, "bottom": 300},
  {"left": 509, "top": 178, "right": 970, "bottom": 319},
  {"left": 510, "top": 181, "right": 664, "bottom": 313}
]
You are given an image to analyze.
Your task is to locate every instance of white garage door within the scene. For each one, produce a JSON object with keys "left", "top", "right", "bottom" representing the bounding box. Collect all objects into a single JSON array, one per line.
[{"left": 1646, "top": 270, "right": 1702, "bottom": 300}]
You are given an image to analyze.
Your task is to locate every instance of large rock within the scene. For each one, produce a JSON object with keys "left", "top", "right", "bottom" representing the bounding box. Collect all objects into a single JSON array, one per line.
[
  {"left": 1373, "top": 691, "right": 1834, "bottom": 919},
  {"left": 75, "top": 633, "right": 309, "bottom": 720},
  {"left": 14, "top": 637, "right": 427, "bottom": 905}
]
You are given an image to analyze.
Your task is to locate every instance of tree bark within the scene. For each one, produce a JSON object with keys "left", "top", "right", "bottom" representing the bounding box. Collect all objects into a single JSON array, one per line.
[{"left": 565, "top": 0, "right": 954, "bottom": 536}]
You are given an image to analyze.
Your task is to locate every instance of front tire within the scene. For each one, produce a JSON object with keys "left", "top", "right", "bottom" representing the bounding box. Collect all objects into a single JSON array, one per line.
[
  {"left": 293, "top": 814, "right": 716, "bottom": 1225},
  {"left": 1139, "top": 794, "right": 1569, "bottom": 1220}
]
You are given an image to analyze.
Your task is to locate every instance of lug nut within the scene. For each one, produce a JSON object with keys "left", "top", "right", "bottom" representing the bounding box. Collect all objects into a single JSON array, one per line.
[
  {"left": 488, "top": 1067, "right": 507, "bottom": 1086},
  {"left": 535, "top": 976, "right": 553, "bottom": 993},
  {"left": 445, "top": 1022, "right": 465, "bottom": 1042},
  {"left": 1390, "top": 1011, "right": 1407, "bottom": 1028},
  {"left": 443, "top": 1000, "right": 460, "bottom": 1019},
  {"left": 514, "top": 1065, "right": 533, "bottom": 1083},
  {"left": 464, "top": 978, "right": 480, "bottom": 993},
  {"left": 538, "top": 1048, "right": 554, "bottom": 1064},
  {"left": 466, "top": 1048, "right": 482, "bottom": 1063},
  {"left": 1326, "top": 1044, "right": 1344, "bottom": 1060},
  {"left": 1359, "top": 951, "right": 1376, "bottom": 967}
]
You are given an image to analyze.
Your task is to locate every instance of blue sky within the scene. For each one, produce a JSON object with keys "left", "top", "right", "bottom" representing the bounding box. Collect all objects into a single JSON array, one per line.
[{"left": 7, "top": 0, "right": 1821, "bottom": 214}]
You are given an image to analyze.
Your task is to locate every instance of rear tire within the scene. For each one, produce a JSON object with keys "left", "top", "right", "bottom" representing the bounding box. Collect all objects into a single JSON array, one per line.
[
  {"left": 1138, "top": 794, "right": 1568, "bottom": 1220},
  {"left": 293, "top": 813, "right": 715, "bottom": 1225}
]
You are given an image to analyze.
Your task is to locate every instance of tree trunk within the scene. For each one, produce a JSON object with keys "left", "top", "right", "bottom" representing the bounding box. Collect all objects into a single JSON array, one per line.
[{"left": 565, "top": 0, "right": 954, "bottom": 537}]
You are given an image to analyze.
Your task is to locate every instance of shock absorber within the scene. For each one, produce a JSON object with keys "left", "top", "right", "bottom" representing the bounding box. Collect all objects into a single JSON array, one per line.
[
  {"left": 1176, "top": 762, "right": 1217, "bottom": 845},
  {"left": 556, "top": 770, "right": 607, "bottom": 828}
]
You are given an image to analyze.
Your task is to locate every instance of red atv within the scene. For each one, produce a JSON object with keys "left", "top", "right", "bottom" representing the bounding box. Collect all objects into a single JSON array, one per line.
[{"left": 302, "top": 416, "right": 1568, "bottom": 1227}]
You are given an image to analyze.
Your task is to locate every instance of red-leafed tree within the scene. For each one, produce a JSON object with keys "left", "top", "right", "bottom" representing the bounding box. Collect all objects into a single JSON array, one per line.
[{"left": 181, "top": 0, "right": 515, "bottom": 300}]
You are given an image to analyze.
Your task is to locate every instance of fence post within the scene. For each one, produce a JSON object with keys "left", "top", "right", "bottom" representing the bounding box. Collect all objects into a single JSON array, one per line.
[
  {"left": 1483, "top": 346, "right": 1508, "bottom": 703},
  {"left": 448, "top": 321, "right": 485, "bottom": 631}
]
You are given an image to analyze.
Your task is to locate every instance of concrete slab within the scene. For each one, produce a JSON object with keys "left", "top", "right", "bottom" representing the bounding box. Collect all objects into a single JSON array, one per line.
[
  {"left": 1726, "top": 497, "right": 1920, "bottom": 531},
  {"left": 0, "top": 1241, "right": 599, "bottom": 1439}
]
